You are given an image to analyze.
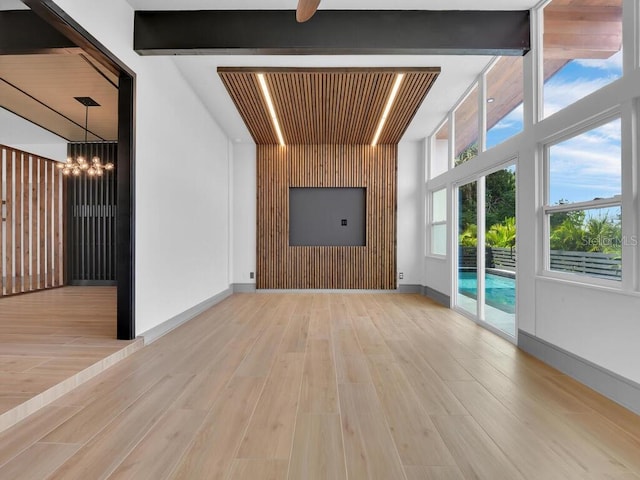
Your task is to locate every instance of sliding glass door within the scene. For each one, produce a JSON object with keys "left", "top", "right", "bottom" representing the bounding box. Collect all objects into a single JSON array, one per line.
[
  {"left": 484, "top": 166, "right": 516, "bottom": 337},
  {"left": 456, "top": 165, "right": 516, "bottom": 339},
  {"left": 457, "top": 180, "right": 478, "bottom": 315}
]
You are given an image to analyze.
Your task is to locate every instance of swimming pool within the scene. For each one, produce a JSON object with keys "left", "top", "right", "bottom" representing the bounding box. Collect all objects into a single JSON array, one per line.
[{"left": 458, "top": 271, "right": 516, "bottom": 314}]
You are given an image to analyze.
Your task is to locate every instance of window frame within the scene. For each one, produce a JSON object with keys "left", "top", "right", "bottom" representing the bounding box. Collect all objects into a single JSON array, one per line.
[
  {"left": 453, "top": 82, "right": 480, "bottom": 167},
  {"left": 541, "top": 114, "right": 624, "bottom": 287},
  {"left": 428, "top": 187, "right": 448, "bottom": 258},
  {"left": 429, "top": 119, "right": 451, "bottom": 180}
]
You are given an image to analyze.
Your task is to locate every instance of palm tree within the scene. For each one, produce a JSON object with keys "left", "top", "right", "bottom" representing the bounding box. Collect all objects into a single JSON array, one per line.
[
  {"left": 459, "top": 224, "right": 477, "bottom": 247},
  {"left": 583, "top": 214, "right": 620, "bottom": 254},
  {"left": 485, "top": 217, "right": 516, "bottom": 249}
]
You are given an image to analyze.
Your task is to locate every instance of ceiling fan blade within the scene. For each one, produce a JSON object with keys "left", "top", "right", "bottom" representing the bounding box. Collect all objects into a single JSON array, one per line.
[{"left": 296, "top": 0, "right": 321, "bottom": 22}]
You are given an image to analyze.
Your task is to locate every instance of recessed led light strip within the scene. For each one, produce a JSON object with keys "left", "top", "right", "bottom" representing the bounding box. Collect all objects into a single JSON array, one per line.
[
  {"left": 257, "top": 73, "right": 286, "bottom": 147},
  {"left": 371, "top": 73, "right": 404, "bottom": 147}
]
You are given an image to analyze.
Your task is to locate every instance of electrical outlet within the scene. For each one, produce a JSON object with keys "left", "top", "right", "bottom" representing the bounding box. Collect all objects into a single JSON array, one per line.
[
  {"left": 399, "top": 272, "right": 404, "bottom": 280},
  {"left": 249, "top": 272, "right": 254, "bottom": 279}
]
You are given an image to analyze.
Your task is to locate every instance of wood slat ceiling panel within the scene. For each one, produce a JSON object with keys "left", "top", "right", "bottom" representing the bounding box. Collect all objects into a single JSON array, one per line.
[
  {"left": 218, "top": 71, "right": 277, "bottom": 144},
  {"left": 0, "top": 54, "right": 118, "bottom": 141},
  {"left": 379, "top": 72, "right": 439, "bottom": 145},
  {"left": 218, "top": 68, "right": 440, "bottom": 145}
]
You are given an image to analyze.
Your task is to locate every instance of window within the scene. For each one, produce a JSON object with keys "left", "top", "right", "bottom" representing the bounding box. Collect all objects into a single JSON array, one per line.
[
  {"left": 430, "top": 188, "right": 447, "bottom": 256},
  {"left": 430, "top": 121, "right": 449, "bottom": 178},
  {"left": 542, "top": 0, "right": 623, "bottom": 118},
  {"left": 454, "top": 84, "right": 479, "bottom": 165},
  {"left": 544, "top": 117, "right": 622, "bottom": 282},
  {"left": 486, "top": 57, "right": 524, "bottom": 149}
]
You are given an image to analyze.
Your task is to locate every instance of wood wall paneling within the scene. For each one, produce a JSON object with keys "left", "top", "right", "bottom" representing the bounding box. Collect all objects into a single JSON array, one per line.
[
  {"left": 0, "top": 145, "right": 64, "bottom": 296},
  {"left": 257, "top": 145, "right": 397, "bottom": 290}
]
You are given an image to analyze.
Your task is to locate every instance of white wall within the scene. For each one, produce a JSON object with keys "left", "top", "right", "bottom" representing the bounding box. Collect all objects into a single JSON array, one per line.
[
  {"left": 424, "top": 256, "right": 450, "bottom": 297},
  {"left": 0, "top": 108, "right": 67, "bottom": 161},
  {"left": 232, "top": 143, "right": 257, "bottom": 284},
  {"left": 536, "top": 279, "right": 640, "bottom": 384},
  {"left": 51, "top": 0, "right": 232, "bottom": 335},
  {"left": 397, "top": 141, "right": 424, "bottom": 285}
]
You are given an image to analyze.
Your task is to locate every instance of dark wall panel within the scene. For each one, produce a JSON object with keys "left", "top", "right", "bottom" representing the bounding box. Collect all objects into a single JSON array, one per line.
[
  {"left": 66, "top": 142, "right": 116, "bottom": 285},
  {"left": 289, "top": 187, "right": 366, "bottom": 247}
]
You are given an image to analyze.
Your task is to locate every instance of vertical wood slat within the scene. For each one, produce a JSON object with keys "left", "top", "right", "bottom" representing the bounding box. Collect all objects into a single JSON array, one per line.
[
  {"left": 5, "top": 151, "right": 14, "bottom": 295},
  {"left": 15, "top": 152, "right": 22, "bottom": 293},
  {"left": 61, "top": 159, "right": 66, "bottom": 286},
  {"left": 48, "top": 162, "right": 55, "bottom": 287},
  {"left": 257, "top": 144, "right": 397, "bottom": 290},
  {"left": 0, "top": 148, "right": 4, "bottom": 295},
  {"left": 31, "top": 155, "right": 38, "bottom": 292},
  {"left": 39, "top": 158, "right": 46, "bottom": 289},
  {"left": 0, "top": 145, "right": 65, "bottom": 296},
  {"left": 23, "top": 154, "right": 30, "bottom": 291}
]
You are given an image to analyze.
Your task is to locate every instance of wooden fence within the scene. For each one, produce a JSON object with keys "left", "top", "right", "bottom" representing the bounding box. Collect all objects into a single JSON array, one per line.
[
  {"left": 1, "top": 145, "right": 64, "bottom": 296},
  {"left": 549, "top": 249, "right": 621, "bottom": 279},
  {"left": 460, "top": 246, "right": 620, "bottom": 280}
]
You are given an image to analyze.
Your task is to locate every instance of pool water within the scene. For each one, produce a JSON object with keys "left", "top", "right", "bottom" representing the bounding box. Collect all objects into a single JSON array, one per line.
[{"left": 458, "top": 271, "right": 515, "bottom": 314}]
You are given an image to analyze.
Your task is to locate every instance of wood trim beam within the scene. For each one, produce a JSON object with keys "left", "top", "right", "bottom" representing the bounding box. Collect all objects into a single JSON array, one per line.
[
  {"left": 134, "top": 10, "right": 530, "bottom": 56},
  {"left": 0, "top": 10, "right": 77, "bottom": 54}
]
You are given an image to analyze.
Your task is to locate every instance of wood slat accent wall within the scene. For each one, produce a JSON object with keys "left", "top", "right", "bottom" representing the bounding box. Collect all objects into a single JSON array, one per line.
[
  {"left": 257, "top": 144, "right": 397, "bottom": 289},
  {"left": 0, "top": 145, "right": 64, "bottom": 296}
]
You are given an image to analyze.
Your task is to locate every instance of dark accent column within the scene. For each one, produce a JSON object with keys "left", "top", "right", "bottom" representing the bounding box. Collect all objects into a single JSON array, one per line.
[{"left": 117, "top": 73, "right": 135, "bottom": 340}]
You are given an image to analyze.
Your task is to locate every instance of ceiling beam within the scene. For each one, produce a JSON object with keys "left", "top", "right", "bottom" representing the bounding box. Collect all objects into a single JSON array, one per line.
[
  {"left": 134, "top": 10, "right": 530, "bottom": 56},
  {"left": 0, "top": 10, "right": 78, "bottom": 54}
]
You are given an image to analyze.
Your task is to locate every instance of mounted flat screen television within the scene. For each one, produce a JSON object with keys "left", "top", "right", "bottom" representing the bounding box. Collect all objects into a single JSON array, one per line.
[{"left": 289, "top": 187, "right": 366, "bottom": 246}]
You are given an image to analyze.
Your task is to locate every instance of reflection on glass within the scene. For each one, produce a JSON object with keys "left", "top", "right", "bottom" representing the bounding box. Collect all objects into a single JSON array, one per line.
[
  {"left": 486, "top": 57, "right": 524, "bottom": 149},
  {"left": 484, "top": 166, "right": 516, "bottom": 337},
  {"left": 543, "top": 0, "right": 622, "bottom": 117},
  {"left": 458, "top": 181, "right": 477, "bottom": 315},
  {"left": 548, "top": 118, "right": 621, "bottom": 205},
  {"left": 454, "top": 85, "right": 479, "bottom": 166},
  {"left": 431, "top": 122, "right": 449, "bottom": 178},
  {"left": 431, "top": 188, "right": 447, "bottom": 256}
]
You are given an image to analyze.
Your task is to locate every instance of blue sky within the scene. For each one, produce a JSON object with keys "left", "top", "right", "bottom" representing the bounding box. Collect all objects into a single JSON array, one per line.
[{"left": 486, "top": 51, "right": 623, "bottom": 208}]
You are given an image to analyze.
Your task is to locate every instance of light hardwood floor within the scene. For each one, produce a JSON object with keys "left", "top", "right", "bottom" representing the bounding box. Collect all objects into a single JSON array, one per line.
[
  {"left": 1, "top": 293, "right": 639, "bottom": 479},
  {"left": 0, "top": 287, "right": 142, "bottom": 432}
]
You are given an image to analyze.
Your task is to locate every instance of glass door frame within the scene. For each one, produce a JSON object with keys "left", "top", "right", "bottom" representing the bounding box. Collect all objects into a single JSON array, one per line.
[{"left": 452, "top": 159, "right": 518, "bottom": 344}]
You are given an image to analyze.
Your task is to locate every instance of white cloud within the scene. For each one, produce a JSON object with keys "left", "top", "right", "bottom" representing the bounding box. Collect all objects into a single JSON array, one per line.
[
  {"left": 574, "top": 50, "right": 623, "bottom": 72},
  {"left": 543, "top": 56, "right": 622, "bottom": 116},
  {"left": 549, "top": 119, "right": 621, "bottom": 202},
  {"left": 544, "top": 76, "right": 612, "bottom": 116}
]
